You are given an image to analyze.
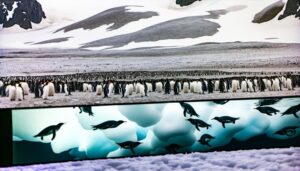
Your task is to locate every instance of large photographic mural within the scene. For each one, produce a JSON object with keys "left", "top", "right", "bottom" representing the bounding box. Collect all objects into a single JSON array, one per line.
[{"left": 12, "top": 97, "right": 300, "bottom": 165}]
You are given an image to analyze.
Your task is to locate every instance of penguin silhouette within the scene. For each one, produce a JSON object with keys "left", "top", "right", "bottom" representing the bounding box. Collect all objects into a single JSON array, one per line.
[
  {"left": 79, "top": 106, "right": 94, "bottom": 116},
  {"left": 186, "top": 118, "right": 211, "bottom": 131},
  {"left": 255, "top": 106, "right": 279, "bottom": 116},
  {"left": 212, "top": 116, "right": 239, "bottom": 128},
  {"left": 34, "top": 123, "right": 64, "bottom": 141},
  {"left": 198, "top": 134, "right": 215, "bottom": 147},
  {"left": 275, "top": 126, "right": 299, "bottom": 136},
  {"left": 281, "top": 104, "right": 300, "bottom": 118},
  {"left": 165, "top": 144, "right": 183, "bottom": 153},
  {"left": 257, "top": 98, "right": 281, "bottom": 106},
  {"left": 92, "top": 120, "right": 126, "bottom": 130},
  {"left": 179, "top": 102, "right": 199, "bottom": 117},
  {"left": 213, "top": 100, "right": 229, "bottom": 105},
  {"left": 117, "top": 141, "right": 141, "bottom": 154}
]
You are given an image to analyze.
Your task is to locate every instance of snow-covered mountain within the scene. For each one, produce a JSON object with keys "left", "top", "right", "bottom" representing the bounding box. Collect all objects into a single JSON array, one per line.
[{"left": 0, "top": 0, "right": 299, "bottom": 50}]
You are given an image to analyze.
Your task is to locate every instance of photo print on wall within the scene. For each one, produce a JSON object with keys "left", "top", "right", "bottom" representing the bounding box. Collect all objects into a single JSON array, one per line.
[
  {"left": 12, "top": 97, "right": 300, "bottom": 165},
  {"left": 0, "top": 0, "right": 300, "bottom": 108}
]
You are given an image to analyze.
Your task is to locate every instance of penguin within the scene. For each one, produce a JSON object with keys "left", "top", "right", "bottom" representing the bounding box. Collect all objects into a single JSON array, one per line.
[
  {"left": 48, "top": 82, "right": 55, "bottom": 96},
  {"left": 116, "top": 141, "right": 142, "bottom": 154},
  {"left": 257, "top": 98, "right": 281, "bottom": 106},
  {"left": 174, "top": 80, "right": 180, "bottom": 95},
  {"left": 207, "top": 80, "right": 213, "bottom": 93},
  {"left": 255, "top": 106, "right": 279, "bottom": 116},
  {"left": 79, "top": 106, "right": 94, "bottom": 116},
  {"left": 96, "top": 84, "right": 103, "bottom": 95},
  {"left": 274, "top": 126, "right": 299, "bottom": 136},
  {"left": 213, "top": 100, "right": 229, "bottom": 105},
  {"left": 103, "top": 82, "right": 109, "bottom": 98},
  {"left": 143, "top": 81, "right": 148, "bottom": 97},
  {"left": 165, "top": 144, "right": 183, "bottom": 153},
  {"left": 179, "top": 102, "right": 199, "bottom": 117},
  {"left": 92, "top": 120, "right": 126, "bottom": 130},
  {"left": 121, "top": 82, "right": 126, "bottom": 98},
  {"left": 20, "top": 82, "right": 30, "bottom": 95},
  {"left": 186, "top": 118, "right": 211, "bottom": 131},
  {"left": 34, "top": 123, "right": 64, "bottom": 141},
  {"left": 114, "top": 82, "right": 120, "bottom": 95},
  {"left": 281, "top": 104, "right": 300, "bottom": 118},
  {"left": 8, "top": 85, "right": 16, "bottom": 101},
  {"left": 198, "top": 134, "right": 215, "bottom": 147},
  {"left": 165, "top": 79, "right": 171, "bottom": 94},
  {"left": 16, "top": 84, "right": 24, "bottom": 101},
  {"left": 212, "top": 116, "right": 239, "bottom": 128}
]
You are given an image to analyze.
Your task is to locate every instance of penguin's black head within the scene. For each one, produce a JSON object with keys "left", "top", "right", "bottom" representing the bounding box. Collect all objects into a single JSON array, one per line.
[
  {"left": 118, "top": 120, "right": 126, "bottom": 124},
  {"left": 186, "top": 118, "right": 193, "bottom": 122},
  {"left": 57, "top": 123, "right": 65, "bottom": 128},
  {"left": 212, "top": 117, "right": 219, "bottom": 120}
]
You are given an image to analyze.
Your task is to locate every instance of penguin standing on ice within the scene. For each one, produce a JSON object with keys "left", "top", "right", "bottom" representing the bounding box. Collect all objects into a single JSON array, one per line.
[
  {"left": 121, "top": 82, "right": 126, "bottom": 98},
  {"left": 103, "top": 81, "right": 109, "bottom": 98},
  {"left": 207, "top": 80, "right": 213, "bottom": 93},
  {"left": 174, "top": 80, "right": 180, "bottom": 95},
  {"left": 34, "top": 123, "right": 65, "bottom": 141},
  {"left": 164, "top": 79, "right": 171, "bottom": 94},
  {"left": 143, "top": 81, "right": 148, "bottom": 97},
  {"left": 114, "top": 82, "right": 120, "bottom": 95}
]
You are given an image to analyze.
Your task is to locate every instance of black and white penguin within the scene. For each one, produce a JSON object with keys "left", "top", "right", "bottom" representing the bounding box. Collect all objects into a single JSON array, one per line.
[
  {"left": 34, "top": 123, "right": 65, "bottom": 141},
  {"left": 255, "top": 106, "right": 279, "bottom": 116},
  {"left": 92, "top": 120, "right": 126, "bottom": 130},
  {"left": 198, "top": 134, "right": 215, "bottom": 147},
  {"left": 186, "top": 118, "right": 211, "bottom": 131},
  {"left": 281, "top": 104, "right": 300, "bottom": 118},
  {"left": 164, "top": 79, "right": 171, "bottom": 94},
  {"left": 116, "top": 141, "right": 142, "bottom": 154},
  {"left": 212, "top": 116, "right": 239, "bottom": 128}
]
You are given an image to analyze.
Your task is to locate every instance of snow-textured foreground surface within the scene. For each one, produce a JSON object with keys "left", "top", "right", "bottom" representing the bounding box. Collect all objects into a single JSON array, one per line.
[{"left": 2, "top": 147, "right": 300, "bottom": 171}]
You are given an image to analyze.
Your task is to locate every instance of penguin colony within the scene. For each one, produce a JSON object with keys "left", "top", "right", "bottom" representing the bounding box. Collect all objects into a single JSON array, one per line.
[
  {"left": 0, "top": 73, "right": 299, "bottom": 103},
  {"left": 32, "top": 99, "right": 300, "bottom": 155}
]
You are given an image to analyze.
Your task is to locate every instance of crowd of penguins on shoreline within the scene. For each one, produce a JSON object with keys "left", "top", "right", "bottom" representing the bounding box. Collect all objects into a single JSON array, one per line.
[{"left": 0, "top": 73, "right": 299, "bottom": 101}]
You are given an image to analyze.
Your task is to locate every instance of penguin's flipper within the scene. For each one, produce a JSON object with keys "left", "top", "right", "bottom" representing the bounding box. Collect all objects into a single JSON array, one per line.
[
  {"left": 222, "top": 123, "right": 226, "bottom": 128},
  {"left": 266, "top": 113, "right": 272, "bottom": 116},
  {"left": 52, "top": 130, "right": 56, "bottom": 141},
  {"left": 206, "top": 143, "right": 211, "bottom": 147},
  {"left": 196, "top": 125, "right": 200, "bottom": 131},
  {"left": 130, "top": 147, "right": 135, "bottom": 154},
  {"left": 293, "top": 113, "right": 299, "bottom": 118},
  {"left": 183, "top": 108, "right": 187, "bottom": 117},
  {"left": 41, "top": 136, "right": 43, "bottom": 141}
]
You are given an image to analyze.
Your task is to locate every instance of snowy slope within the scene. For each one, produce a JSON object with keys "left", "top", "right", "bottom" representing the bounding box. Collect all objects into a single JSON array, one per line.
[
  {"left": 0, "top": 0, "right": 299, "bottom": 50},
  {"left": 3, "top": 147, "right": 300, "bottom": 171}
]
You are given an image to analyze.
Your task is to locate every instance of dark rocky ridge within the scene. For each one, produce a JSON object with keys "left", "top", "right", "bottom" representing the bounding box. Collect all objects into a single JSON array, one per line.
[
  {"left": 55, "top": 6, "right": 158, "bottom": 33},
  {"left": 81, "top": 16, "right": 220, "bottom": 49},
  {"left": 176, "top": 0, "right": 201, "bottom": 7},
  {"left": 34, "top": 37, "right": 72, "bottom": 45},
  {"left": 0, "top": 0, "right": 46, "bottom": 29},
  {"left": 252, "top": 0, "right": 285, "bottom": 23},
  {"left": 279, "top": 0, "right": 300, "bottom": 20}
]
